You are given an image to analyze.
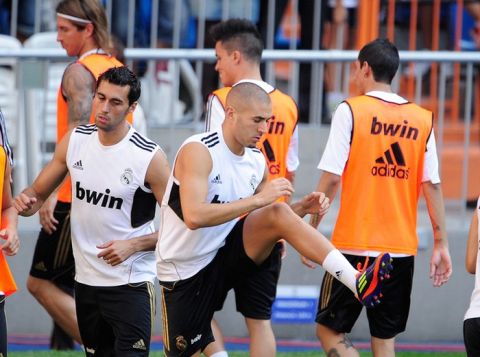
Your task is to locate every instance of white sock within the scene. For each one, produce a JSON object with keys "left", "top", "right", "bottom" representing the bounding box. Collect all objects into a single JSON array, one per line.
[
  {"left": 322, "top": 249, "right": 358, "bottom": 294},
  {"left": 210, "top": 352, "right": 229, "bottom": 357}
]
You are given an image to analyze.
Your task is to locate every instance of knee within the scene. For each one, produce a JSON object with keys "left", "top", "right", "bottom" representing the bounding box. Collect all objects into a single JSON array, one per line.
[
  {"left": 265, "top": 202, "right": 291, "bottom": 222},
  {"left": 316, "top": 323, "right": 338, "bottom": 343},
  {"left": 245, "top": 318, "right": 272, "bottom": 335},
  {"left": 316, "top": 323, "right": 324, "bottom": 341},
  {"left": 26, "top": 276, "right": 45, "bottom": 298}
]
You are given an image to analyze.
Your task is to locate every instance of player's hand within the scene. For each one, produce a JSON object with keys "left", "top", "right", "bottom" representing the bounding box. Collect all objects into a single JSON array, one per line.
[
  {"left": 39, "top": 195, "right": 59, "bottom": 234},
  {"left": 13, "top": 192, "right": 37, "bottom": 215},
  {"left": 300, "top": 255, "right": 317, "bottom": 269},
  {"left": 430, "top": 240, "right": 452, "bottom": 287},
  {"left": 256, "top": 178, "right": 294, "bottom": 207},
  {"left": 300, "top": 192, "right": 330, "bottom": 216},
  {"left": 97, "top": 240, "right": 135, "bottom": 266},
  {"left": 0, "top": 228, "right": 19, "bottom": 256}
]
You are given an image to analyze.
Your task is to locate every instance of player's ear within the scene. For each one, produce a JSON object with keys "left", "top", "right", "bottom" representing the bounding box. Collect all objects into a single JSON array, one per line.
[
  {"left": 128, "top": 101, "right": 138, "bottom": 114},
  {"left": 225, "top": 105, "right": 235, "bottom": 120},
  {"left": 232, "top": 50, "right": 241, "bottom": 64},
  {"left": 84, "top": 22, "right": 94, "bottom": 38}
]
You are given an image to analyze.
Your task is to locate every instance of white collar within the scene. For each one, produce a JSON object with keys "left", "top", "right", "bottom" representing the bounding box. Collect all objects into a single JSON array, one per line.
[{"left": 79, "top": 48, "right": 106, "bottom": 60}]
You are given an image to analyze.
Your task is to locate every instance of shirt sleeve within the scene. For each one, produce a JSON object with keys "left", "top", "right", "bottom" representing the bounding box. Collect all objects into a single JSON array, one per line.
[
  {"left": 422, "top": 130, "right": 441, "bottom": 184},
  {"left": 317, "top": 102, "right": 352, "bottom": 175},
  {"left": 204, "top": 94, "right": 226, "bottom": 132},
  {"left": 286, "top": 126, "right": 299, "bottom": 171}
]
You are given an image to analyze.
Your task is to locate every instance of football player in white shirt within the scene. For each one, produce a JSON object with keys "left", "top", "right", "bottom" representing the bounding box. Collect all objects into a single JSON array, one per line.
[
  {"left": 14, "top": 67, "right": 170, "bottom": 356},
  {"left": 156, "top": 82, "right": 393, "bottom": 357}
]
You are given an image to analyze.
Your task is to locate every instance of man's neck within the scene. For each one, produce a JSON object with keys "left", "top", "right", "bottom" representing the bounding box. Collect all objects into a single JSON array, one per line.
[
  {"left": 234, "top": 66, "right": 262, "bottom": 84},
  {"left": 221, "top": 124, "right": 244, "bottom": 156},
  {"left": 98, "top": 122, "right": 130, "bottom": 146},
  {"left": 78, "top": 41, "right": 101, "bottom": 59},
  {"left": 365, "top": 82, "right": 392, "bottom": 94}
]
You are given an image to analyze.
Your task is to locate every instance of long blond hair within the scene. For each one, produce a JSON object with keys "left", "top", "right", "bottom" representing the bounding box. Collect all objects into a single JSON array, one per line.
[{"left": 56, "top": 0, "right": 112, "bottom": 53}]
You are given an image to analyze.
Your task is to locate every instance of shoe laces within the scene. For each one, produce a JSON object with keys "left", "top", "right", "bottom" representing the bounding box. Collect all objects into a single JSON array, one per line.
[{"left": 356, "top": 256, "right": 370, "bottom": 273}]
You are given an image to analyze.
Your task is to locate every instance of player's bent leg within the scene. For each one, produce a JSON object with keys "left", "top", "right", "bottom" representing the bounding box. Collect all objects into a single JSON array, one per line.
[
  {"left": 243, "top": 202, "right": 334, "bottom": 265},
  {"left": 245, "top": 318, "right": 276, "bottom": 357},
  {"left": 243, "top": 203, "right": 393, "bottom": 308},
  {"left": 27, "top": 275, "right": 81, "bottom": 343},
  {"left": 317, "top": 323, "right": 359, "bottom": 357},
  {"left": 203, "top": 319, "right": 228, "bottom": 356},
  {"left": 371, "top": 336, "right": 395, "bottom": 357}
]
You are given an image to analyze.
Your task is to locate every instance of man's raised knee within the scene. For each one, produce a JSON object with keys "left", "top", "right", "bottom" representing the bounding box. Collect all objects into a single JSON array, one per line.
[
  {"left": 26, "top": 276, "right": 47, "bottom": 297},
  {"left": 266, "top": 202, "right": 291, "bottom": 218}
]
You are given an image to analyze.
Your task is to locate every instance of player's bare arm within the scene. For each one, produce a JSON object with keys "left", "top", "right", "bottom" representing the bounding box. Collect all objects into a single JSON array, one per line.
[
  {"left": 62, "top": 63, "right": 96, "bottom": 129},
  {"left": 38, "top": 193, "right": 59, "bottom": 234},
  {"left": 309, "top": 171, "right": 341, "bottom": 228},
  {"left": 1, "top": 160, "right": 19, "bottom": 256},
  {"left": 146, "top": 149, "right": 171, "bottom": 205},
  {"left": 255, "top": 165, "right": 295, "bottom": 205},
  {"left": 300, "top": 172, "right": 340, "bottom": 268},
  {"left": 466, "top": 212, "right": 478, "bottom": 274},
  {"left": 96, "top": 233, "right": 158, "bottom": 266},
  {"left": 13, "top": 131, "right": 71, "bottom": 216},
  {"left": 97, "top": 149, "right": 171, "bottom": 266},
  {"left": 177, "top": 142, "right": 292, "bottom": 229},
  {"left": 422, "top": 181, "right": 452, "bottom": 286}
]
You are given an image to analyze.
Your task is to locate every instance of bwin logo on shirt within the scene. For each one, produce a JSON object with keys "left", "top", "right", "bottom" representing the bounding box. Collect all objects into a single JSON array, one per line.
[
  {"left": 371, "top": 142, "right": 409, "bottom": 180},
  {"left": 211, "top": 174, "right": 222, "bottom": 184},
  {"left": 75, "top": 181, "right": 123, "bottom": 209}
]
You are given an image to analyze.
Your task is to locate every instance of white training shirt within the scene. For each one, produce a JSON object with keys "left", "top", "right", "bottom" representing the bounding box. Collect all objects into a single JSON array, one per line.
[
  {"left": 156, "top": 129, "right": 266, "bottom": 282},
  {"left": 68, "top": 124, "right": 159, "bottom": 286},
  {"left": 465, "top": 197, "right": 480, "bottom": 320},
  {"left": 318, "top": 91, "right": 440, "bottom": 184},
  {"left": 204, "top": 79, "right": 299, "bottom": 172}
]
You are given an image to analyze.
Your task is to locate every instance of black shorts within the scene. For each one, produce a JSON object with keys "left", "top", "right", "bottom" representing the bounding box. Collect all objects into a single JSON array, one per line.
[
  {"left": 0, "top": 297, "right": 6, "bottom": 357},
  {"left": 316, "top": 254, "right": 414, "bottom": 339},
  {"left": 75, "top": 281, "right": 155, "bottom": 357},
  {"left": 464, "top": 317, "right": 480, "bottom": 357},
  {"left": 159, "top": 219, "right": 271, "bottom": 356},
  {"left": 215, "top": 241, "right": 282, "bottom": 320},
  {"left": 29, "top": 201, "right": 75, "bottom": 288}
]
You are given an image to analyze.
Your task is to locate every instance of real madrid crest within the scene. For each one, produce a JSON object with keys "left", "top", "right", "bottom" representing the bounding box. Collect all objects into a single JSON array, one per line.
[
  {"left": 175, "top": 335, "right": 187, "bottom": 352},
  {"left": 249, "top": 174, "right": 258, "bottom": 191},
  {"left": 120, "top": 168, "right": 133, "bottom": 185}
]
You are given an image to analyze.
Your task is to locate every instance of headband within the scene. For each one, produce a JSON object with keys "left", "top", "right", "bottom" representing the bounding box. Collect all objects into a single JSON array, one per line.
[{"left": 57, "top": 12, "right": 92, "bottom": 24}]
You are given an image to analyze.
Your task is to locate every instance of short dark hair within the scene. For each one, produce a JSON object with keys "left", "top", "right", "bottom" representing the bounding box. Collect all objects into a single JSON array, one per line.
[
  {"left": 97, "top": 66, "right": 141, "bottom": 105},
  {"left": 358, "top": 38, "right": 399, "bottom": 84},
  {"left": 210, "top": 18, "right": 263, "bottom": 64}
]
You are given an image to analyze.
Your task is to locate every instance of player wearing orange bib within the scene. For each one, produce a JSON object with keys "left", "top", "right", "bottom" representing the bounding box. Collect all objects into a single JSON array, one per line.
[
  {"left": 306, "top": 38, "right": 452, "bottom": 357},
  {"left": 0, "top": 108, "right": 19, "bottom": 357}
]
